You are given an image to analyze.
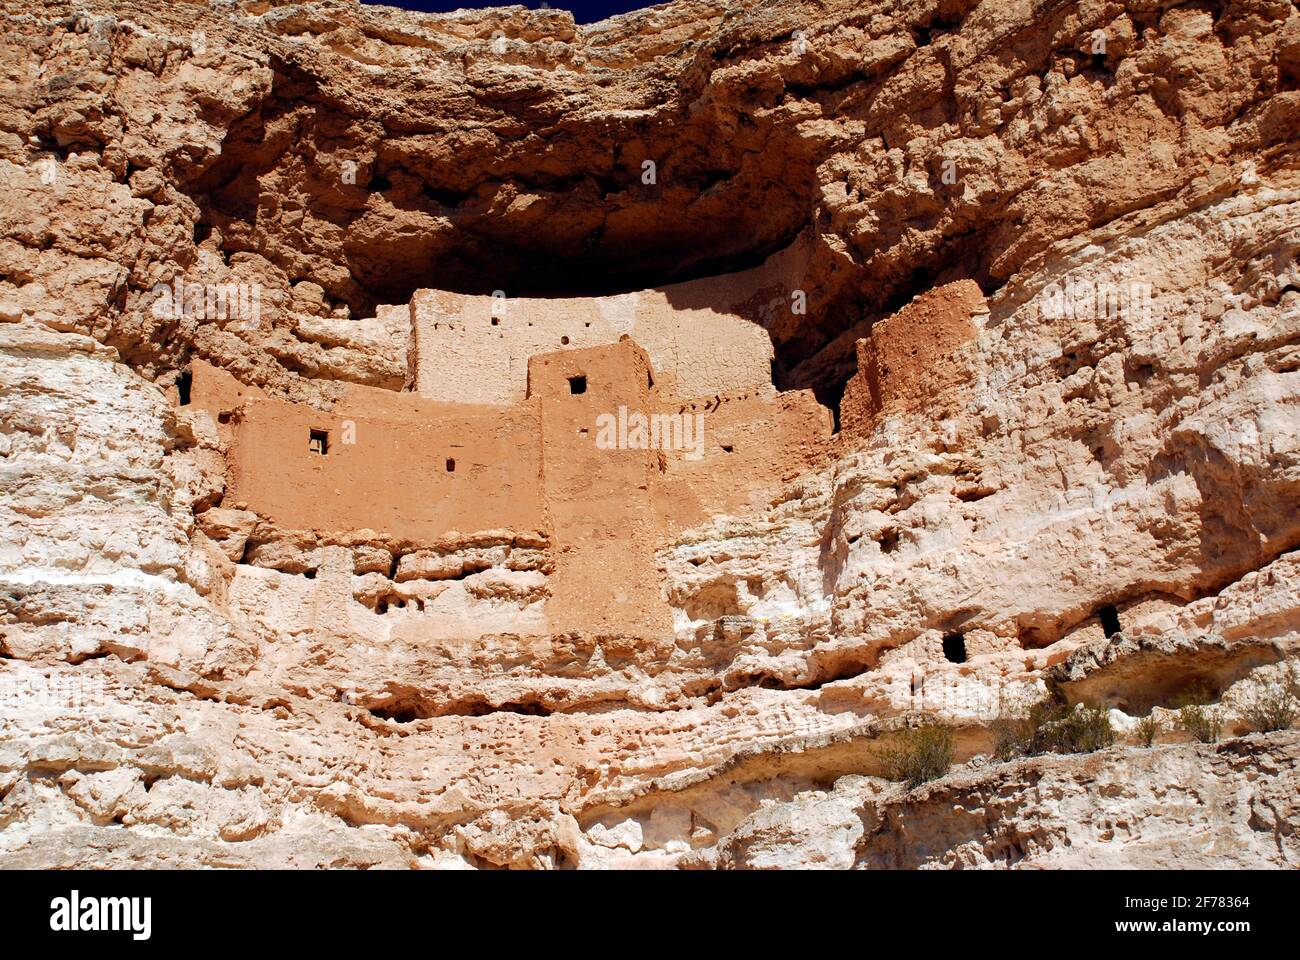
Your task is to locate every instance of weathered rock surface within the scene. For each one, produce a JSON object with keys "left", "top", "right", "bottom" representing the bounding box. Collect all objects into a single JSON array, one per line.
[
  {"left": 696, "top": 732, "right": 1300, "bottom": 869},
  {"left": 1, "top": 0, "right": 1299, "bottom": 869}
]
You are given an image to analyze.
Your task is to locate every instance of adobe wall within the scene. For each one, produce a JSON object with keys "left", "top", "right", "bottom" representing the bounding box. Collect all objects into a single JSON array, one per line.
[
  {"left": 840, "top": 280, "right": 986, "bottom": 436},
  {"left": 410, "top": 273, "right": 778, "bottom": 406},
  {"left": 651, "top": 387, "right": 833, "bottom": 532},
  {"left": 189, "top": 360, "right": 546, "bottom": 543},
  {"left": 529, "top": 340, "right": 673, "bottom": 636}
]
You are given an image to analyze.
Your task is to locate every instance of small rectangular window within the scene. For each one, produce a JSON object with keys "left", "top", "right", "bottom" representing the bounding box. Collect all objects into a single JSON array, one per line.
[
  {"left": 309, "top": 429, "right": 329, "bottom": 455},
  {"left": 446, "top": 458, "right": 455, "bottom": 472},
  {"left": 568, "top": 375, "right": 587, "bottom": 395}
]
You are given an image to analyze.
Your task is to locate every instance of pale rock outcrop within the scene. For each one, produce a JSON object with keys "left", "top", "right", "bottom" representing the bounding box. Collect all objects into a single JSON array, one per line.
[{"left": 700, "top": 733, "right": 1300, "bottom": 869}]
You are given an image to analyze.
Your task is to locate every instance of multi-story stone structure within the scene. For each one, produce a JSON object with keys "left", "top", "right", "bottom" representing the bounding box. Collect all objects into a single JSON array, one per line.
[{"left": 187, "top": 274, "right": 832, "bottom": 640}]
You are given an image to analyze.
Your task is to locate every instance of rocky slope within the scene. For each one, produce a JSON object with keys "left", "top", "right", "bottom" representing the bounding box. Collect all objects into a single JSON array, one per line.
[{"left": 1, "top": 0, "right": 1299, "bottom": 868}]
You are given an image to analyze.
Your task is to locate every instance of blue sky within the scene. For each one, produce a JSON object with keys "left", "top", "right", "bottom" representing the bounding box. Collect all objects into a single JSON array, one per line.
[{"left": 361, "top": 0, "right": 664, "bottom": 26}]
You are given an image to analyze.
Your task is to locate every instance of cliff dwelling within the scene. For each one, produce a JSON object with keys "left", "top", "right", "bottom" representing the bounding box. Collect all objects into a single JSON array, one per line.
[
  {"left": 2, "top": 0, "right": 1300, "bottom": 881},
  {"left": 186, "top": 253, "right": 838, "bottom": 642}
]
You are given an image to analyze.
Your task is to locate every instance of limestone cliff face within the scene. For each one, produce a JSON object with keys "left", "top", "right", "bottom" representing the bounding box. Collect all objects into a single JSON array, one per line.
[{"left": 2, "top": 0, "right": 1300, "bottom": 869}]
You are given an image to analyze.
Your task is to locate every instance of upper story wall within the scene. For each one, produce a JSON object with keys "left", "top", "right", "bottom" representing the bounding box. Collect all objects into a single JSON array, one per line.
[
  {"left": 410, "top": 268, "right": 781, "bottom": 406},
  {"left": 840, "top": 280, "right": 987, "bottom": 437}
]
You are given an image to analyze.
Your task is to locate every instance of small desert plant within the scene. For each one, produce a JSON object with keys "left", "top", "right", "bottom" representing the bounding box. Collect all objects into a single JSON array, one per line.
[
  {"left": 1178, "top": 703, "right": 1223, "bottom": 743},
  {"left": 1045, "top": 702, "right": 1115, "bottom": 753},
  {"left": 1175, "top": 685, "right": 1223, "bottom": 743},
  {"left": 1134, "top": 714, "right": 1160, "bottom": 747},
  {"left": 991, "top": 711, "right": 1034, "bottom": 761},
  {"left": 991, "top": 700, "right": 1059, "bottom": 760},
  {"left": 1240, "top": 665, "right": 1300, "bottom": 734},
  {"left": 992, "top": 700, "right": 1114, "bottom": 759},
  {"left": 991, "top": 712, "right": 1033, "bottom": 761},
  {"left": 878, "top": 721, "right": 956, "bottom": 789}
]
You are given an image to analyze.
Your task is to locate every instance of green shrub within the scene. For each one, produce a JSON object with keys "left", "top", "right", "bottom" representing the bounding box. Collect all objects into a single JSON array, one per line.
[
  {"left": 1134, "top": 714, "right": 1160, "bottom": 747},
  {"left": 991, "top": 700, "right": 1065, "bottom": 760},
  {"left": 878, "top": 721, "right": 956, "bottom": 789},
  {"left": 991, "top": 707, "right": 1039, "bottom": 761},
  {"left": 1175, "top": 684, "right": 1224, "bottom": 744},
  {"left": 1178, "top": 703, "right": 1223, "bottom": 743},
  {"left": 1046, "top": 702, "right": 1115, "bottom": 753},
  {"left": 992, "top": 700, "right": 1114, "bottom": 759},
  {"left": 1240, "top": 666, "right": 1299, "bottom": 734}
]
